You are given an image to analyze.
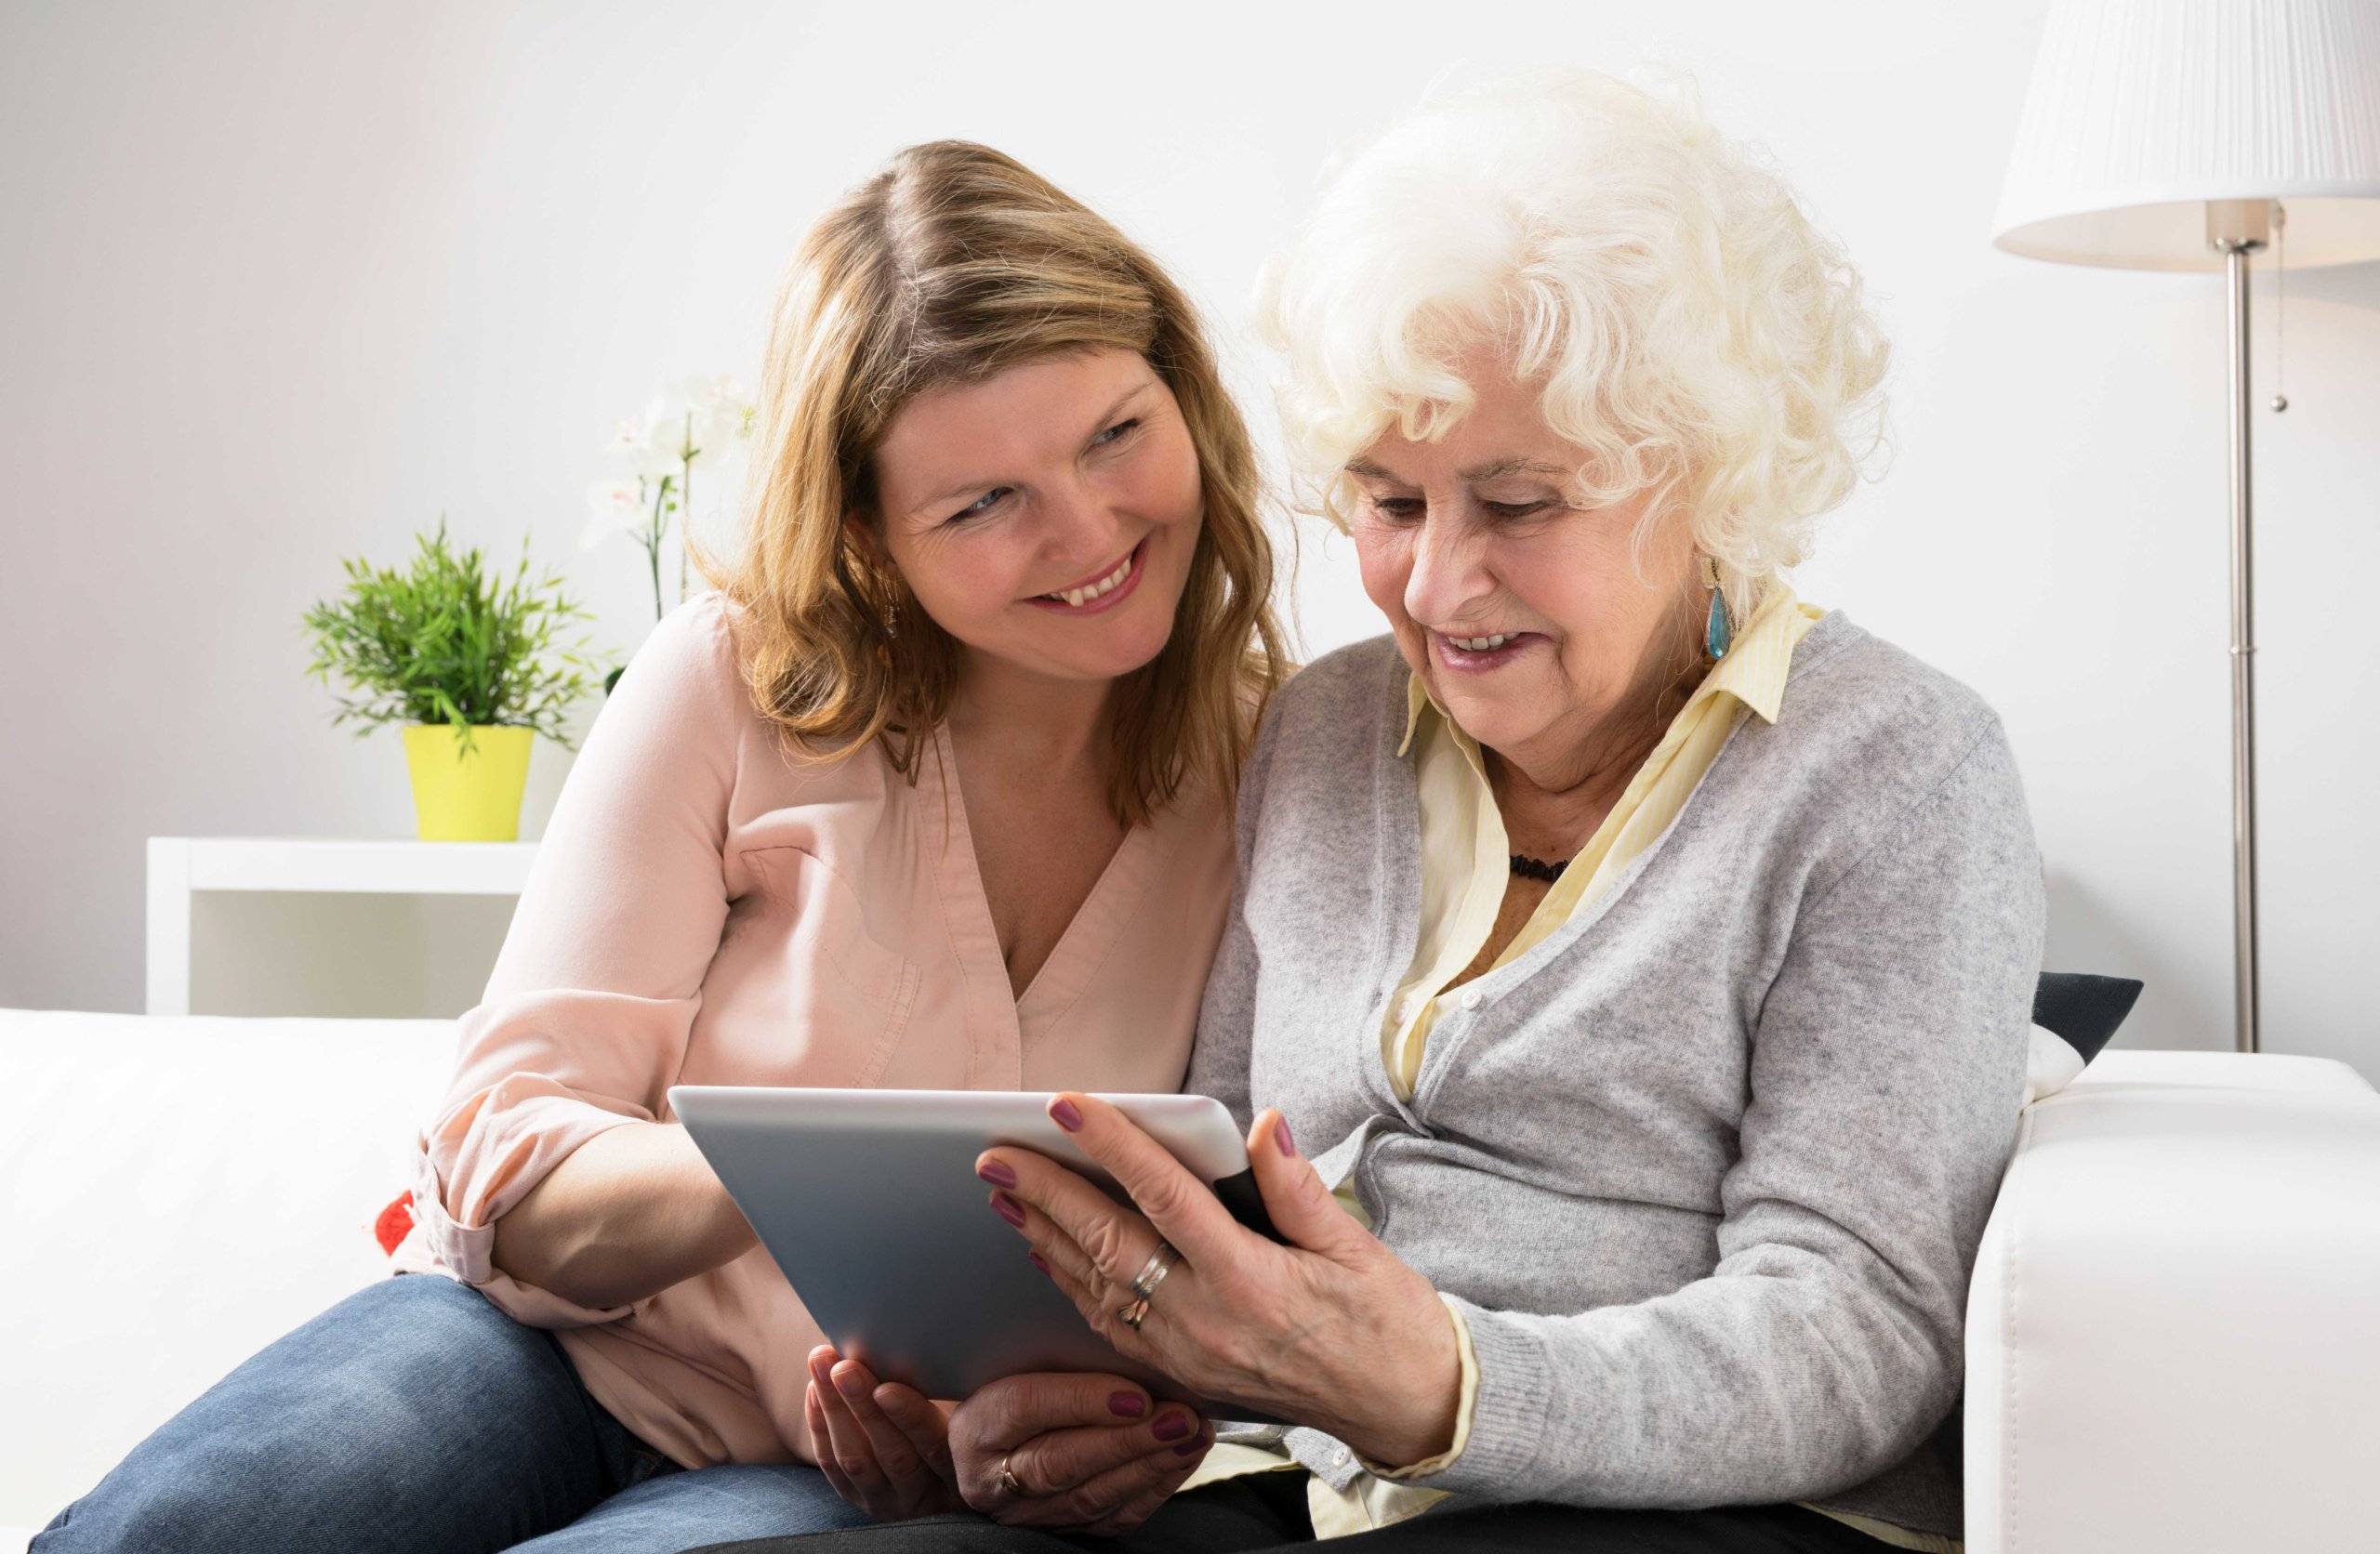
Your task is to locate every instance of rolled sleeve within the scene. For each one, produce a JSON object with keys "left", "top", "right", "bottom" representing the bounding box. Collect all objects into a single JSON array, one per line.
[
  {"left": 406, "top": 1067, "right": 653, "bottom": 1325},
  {"left": 404, "top": 595, "right": 746, "bottom": 1326}
]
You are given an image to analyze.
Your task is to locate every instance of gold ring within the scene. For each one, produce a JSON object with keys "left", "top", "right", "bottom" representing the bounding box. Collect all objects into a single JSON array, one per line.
[
  {"left": 1117, "top": 1295, "right": 1152, "bottom": 1331},
  {"left": 998, "top": 1453, "right": 1034, "bottom": 1497}
]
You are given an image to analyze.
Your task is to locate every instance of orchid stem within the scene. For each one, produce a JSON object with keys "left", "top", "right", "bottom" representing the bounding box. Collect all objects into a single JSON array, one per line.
[
  {"left": 646, "top": 474, "right": 671, "bottom": 623},
  {"left": 679, "top": 411, "right": 694, "bottom": 607}
]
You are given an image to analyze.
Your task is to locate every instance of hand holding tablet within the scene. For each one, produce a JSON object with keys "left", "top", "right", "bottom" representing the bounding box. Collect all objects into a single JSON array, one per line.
[
  {"left": 668, "top": 1086, "right": 1280, "bottom": 1408},
  {"left": 976, "top": 1091, "right": 1468, "bottom": 1474}
]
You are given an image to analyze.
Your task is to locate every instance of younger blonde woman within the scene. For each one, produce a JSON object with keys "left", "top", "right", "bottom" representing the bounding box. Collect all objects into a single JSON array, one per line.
[{"left": 34, "top": 140, "right": 1285, "bottom": 1554}]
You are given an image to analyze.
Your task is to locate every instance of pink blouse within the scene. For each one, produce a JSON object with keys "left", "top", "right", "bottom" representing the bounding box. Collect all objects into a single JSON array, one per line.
[{"left": 389, "top": 590, "right": 1236, "bottom": 1469}]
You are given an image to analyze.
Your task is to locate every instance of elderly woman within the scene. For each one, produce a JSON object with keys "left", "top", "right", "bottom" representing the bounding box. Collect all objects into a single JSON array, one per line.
[{"left": 774, "top": 72, "right": 2041, "bottom": 1554}]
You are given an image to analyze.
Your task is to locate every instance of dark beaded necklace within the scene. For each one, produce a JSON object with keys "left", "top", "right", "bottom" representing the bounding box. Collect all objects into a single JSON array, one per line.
[{"left": 1510, "top": 853, "right": 1568, "bottom": 883}]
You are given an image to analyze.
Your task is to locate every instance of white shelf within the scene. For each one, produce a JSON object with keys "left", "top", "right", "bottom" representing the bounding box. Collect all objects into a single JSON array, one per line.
[
  {"left": 175, "top": 836, "right": 538, "bottom": 894},
  {"left": 146, "top": 836, "right": 539, "bottom": 1016}
]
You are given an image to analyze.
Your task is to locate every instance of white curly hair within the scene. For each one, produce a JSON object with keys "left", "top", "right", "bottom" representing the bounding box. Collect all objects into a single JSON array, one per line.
[{"left": 1257, "top": 68, "right": 1891, "bottom": 621}]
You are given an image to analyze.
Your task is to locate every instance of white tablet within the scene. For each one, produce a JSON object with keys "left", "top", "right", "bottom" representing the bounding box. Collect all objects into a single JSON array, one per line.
[{"left": 668, "top": 1086, "right": 1280, "bottom": 1407}]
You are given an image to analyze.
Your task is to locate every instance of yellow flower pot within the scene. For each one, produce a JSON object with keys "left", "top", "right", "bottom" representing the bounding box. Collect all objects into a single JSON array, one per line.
[{"left": 401, "top": 724, "right": 535, "bottom": 841}]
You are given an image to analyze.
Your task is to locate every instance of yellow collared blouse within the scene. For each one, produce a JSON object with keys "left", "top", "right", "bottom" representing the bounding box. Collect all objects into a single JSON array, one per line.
[{"left": 1382, "top": 586, "right": 1821, "bottom": 1101}]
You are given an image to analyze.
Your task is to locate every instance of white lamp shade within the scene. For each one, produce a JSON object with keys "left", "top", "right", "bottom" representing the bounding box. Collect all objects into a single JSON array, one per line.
[{"left": 1994, "top": 0, "right": 2380, "bottom": 270}]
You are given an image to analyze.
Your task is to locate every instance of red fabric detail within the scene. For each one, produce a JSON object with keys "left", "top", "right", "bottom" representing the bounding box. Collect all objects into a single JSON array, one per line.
[{"left": 374, "top": 1189, "right": 416, "bottom": 1256}]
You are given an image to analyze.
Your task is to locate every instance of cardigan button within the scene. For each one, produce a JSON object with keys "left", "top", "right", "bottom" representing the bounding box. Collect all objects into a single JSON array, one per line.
[{"left": 1460, "top": 990, "right": 1483, "bottom": 1012}]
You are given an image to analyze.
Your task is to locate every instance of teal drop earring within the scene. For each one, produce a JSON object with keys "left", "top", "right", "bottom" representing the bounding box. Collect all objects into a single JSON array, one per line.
[{"left": 1701, "top": 556, "right": 1734, "bottom": 660}]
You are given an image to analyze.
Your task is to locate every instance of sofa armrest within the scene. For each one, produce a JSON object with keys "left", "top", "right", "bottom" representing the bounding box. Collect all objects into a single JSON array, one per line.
[
  {"left": 1964, "top": 1048, "right": 2380, "bottom": 1553},
  {"left": 0, "top": 1007, "right": 458, "bottom": 1540}
]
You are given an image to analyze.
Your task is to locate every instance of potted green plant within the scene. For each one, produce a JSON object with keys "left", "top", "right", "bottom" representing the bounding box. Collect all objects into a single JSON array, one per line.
[{"left": 301, "top": 520, "right": 602, "bottom": 841}]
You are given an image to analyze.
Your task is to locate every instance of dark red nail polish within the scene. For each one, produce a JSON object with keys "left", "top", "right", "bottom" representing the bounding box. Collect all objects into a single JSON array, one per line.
[
  {"left": 1174, "top": 1439, "right": 1204, "bottom": 1456},
  {"left": 977, "top": 1159, "right": 1017, "bottom": 1188},
  {"left": 1109, "top": 1391, "right": 1146, "bottom": 1418},
  {"left": 1027, "top": 1249, "right": 1050, "bottom": 1273},
  {"left": 1050, "top": 1097, "right": 1084, "bottom": 1132},
  {"left": 1153, "top": 1412, "right": 1190, "bottom": 1442},
  {"left": 1275, "top": 1117, "right": 1296, "bottom": 1157},
  {"left": 992, "top": 1192, "right": 1026, "bottom": 1228}
]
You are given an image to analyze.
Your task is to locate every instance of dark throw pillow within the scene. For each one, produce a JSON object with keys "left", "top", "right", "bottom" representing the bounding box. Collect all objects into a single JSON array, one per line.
[{"left": 2031, "top": 971, "right": 2145, "bottom": 1064}]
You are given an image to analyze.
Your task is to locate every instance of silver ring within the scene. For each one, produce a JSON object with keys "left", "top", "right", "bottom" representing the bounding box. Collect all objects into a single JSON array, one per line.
[{"left": 1129, "top": 1241, "right": 1178, "bottom": 1302}]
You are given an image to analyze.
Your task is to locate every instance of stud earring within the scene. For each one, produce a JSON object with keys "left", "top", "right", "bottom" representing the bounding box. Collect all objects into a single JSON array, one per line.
[{"left": 1701, "top": 556, "right": 1734, "bottom": 660}]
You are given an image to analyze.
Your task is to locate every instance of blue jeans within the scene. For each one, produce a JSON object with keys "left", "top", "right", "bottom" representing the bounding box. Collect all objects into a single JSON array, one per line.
[{"left": 35, "top": 1271, "right": 872, "bottom": 1553}]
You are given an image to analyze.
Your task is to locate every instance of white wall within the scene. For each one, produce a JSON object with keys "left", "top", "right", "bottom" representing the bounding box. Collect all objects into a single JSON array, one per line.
[{"left": 2, "top": 0, "right": 2373, "bottom": 1078}]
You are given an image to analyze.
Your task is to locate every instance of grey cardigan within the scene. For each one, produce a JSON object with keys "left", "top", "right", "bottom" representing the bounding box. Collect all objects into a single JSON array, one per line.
[{"left": 1186, "top": 612, "right": 2044, "bottom": 1539}]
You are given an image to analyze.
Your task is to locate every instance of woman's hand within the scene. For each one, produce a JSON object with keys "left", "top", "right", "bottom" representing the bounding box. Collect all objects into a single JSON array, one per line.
[
  {"left": 804, "top": 1347, "right": 963, "bottom": 1521},
  {"left": 948, "top": 1372, "right": 1212, "bottom": 1534},
  {"left": 977, "top": 1098, "right": 1462, "bottom": 1469},
  {"left": 805, "top": 1348, "right": 1210, "bottom": 1534}
]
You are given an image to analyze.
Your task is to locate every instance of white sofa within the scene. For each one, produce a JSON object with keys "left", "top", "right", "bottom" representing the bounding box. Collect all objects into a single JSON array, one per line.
[
  {"left": 4, "top": 1007, "right": 2376, "bottom": 1553},
  {"left": 1, "top": 1010, "right": 458, "bottom": 1553}
]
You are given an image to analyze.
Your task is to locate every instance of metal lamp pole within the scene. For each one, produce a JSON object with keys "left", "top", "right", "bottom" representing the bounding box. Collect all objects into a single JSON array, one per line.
[{"left": 2210, "top": 199, "right": 2265, "bottom": 1055}]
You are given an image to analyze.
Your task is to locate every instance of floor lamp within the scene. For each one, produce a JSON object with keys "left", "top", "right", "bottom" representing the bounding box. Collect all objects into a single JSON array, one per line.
[{"left": 1991, "top": 0, "right": 2380, "bottom": 1054}]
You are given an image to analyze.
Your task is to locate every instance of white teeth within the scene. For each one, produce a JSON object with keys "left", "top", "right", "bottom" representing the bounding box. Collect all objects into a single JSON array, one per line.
[
  {"left": 1043, "top": 549, "right": 1134, "bottom": 606},
  {"left": 1451, "top": 633, "right": 1513, "bottom": 652}
]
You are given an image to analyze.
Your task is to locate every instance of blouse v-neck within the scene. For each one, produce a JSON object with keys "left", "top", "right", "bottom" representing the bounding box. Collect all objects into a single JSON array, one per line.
[{"left": 917, "top": 720, "right": 1174, "bottom": 1077}]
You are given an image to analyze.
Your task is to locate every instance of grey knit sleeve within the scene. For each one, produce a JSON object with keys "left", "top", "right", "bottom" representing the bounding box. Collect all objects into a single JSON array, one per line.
[
  {"left": 1411, "top": 718, "right": 2044, "bottom": 1508},
  {"left": 1183, "top": 691, "right": 1287, "bottom": 1133}
]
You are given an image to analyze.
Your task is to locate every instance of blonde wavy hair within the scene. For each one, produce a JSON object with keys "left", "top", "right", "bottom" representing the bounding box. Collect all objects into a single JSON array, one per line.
[
  {"left": 1258, "top": 69, "right": 1890, "bottom": 623},
  {"left": 692, "top": 140, "right": 1287, "bottom": 827}
]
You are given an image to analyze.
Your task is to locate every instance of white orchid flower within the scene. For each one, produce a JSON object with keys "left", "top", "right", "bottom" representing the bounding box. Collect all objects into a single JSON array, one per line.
[
  {"left": 587, "top": 373, "right": 755, "bottom": 624},
  {"left": 581, "top": 478, "right": 646, "bottom": 550},
  {"left": 609, "top": 407, "right": 685, "bottom": 481},
  {"left": 666, "top": 374, "right": 754, "bottom": 467},
  {"left": 669, "top": 373, "right": 745, "bottom": 417}
]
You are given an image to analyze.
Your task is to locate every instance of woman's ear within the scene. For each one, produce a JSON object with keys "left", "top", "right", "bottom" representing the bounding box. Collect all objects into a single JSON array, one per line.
[{"left": 843, "top": 509, "right": 889, "bottom": 573}]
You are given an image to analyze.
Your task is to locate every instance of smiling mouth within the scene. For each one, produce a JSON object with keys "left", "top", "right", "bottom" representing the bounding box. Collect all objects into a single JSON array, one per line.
[
  {"left": 1033, "top": 540, "right": 1140, "bottom": 607},
  {"left": 1432, "top": 629, "right": 1537, "bottom": 669}
]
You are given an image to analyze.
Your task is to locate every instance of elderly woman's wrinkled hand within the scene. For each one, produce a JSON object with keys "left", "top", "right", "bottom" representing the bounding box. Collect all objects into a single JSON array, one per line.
[
  {"left": 805, "top": 1347, "right": 1211, "bottom": 1534},
  {"left": 976, "top": 1095, "right": 1462, "bottom": 1469},
  {"left": 947, "top": 1371, "right": 1214, "bottom": 1534}
]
